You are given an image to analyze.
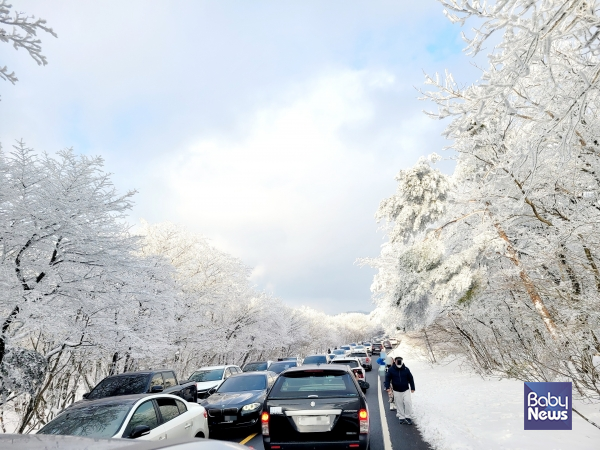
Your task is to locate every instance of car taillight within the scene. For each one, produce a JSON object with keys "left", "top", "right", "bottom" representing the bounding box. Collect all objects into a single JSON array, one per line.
[
  {"left": 366, "top": 357, "right": 370, "bottom": 363},
  {"left": 261, "top": 411, "right": 269, "bottom": 435},
  {"left": 359, "top": 408, "right": 368, "bottom": 434},
  {"left": 203, "top": 409, "right": 207, "bottom": 419}
]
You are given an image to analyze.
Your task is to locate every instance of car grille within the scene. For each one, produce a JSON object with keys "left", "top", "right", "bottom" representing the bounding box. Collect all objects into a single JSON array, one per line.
[{"left": 208, "top": 407, "right": 239, "bottom": 417}]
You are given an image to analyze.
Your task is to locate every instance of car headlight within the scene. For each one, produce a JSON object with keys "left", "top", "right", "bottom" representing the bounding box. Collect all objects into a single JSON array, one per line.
[{"left": 242, "top": 402, "right": 261, "bottom": 412}]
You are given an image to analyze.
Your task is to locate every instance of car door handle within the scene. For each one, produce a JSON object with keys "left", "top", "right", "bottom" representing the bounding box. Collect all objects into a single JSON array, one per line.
[
  {"left": 158, "top": 435, "right": 166, "bottom": 440},
  {"left": 185, "top": 423, "right": 192, "bottom": 429}
]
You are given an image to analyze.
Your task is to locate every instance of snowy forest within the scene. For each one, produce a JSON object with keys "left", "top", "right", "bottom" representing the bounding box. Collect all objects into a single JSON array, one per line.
[
  {"left": 0, "top": 144, "right": 380, "bottom": 433},
  {"left": 367, "top": 0, "right": 600, "bottom": 400}
]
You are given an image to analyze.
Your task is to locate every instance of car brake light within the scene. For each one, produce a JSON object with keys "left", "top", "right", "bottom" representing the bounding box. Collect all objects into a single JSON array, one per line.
[
  {"left": 261, "top": 411, "right": 269, "bottom": 436},
  {"left": 366, "top": 357, "right": 370, "bottom": 363},
  {"left": 359, "top": 408, "right": 368, "bottom": 434},
  {"left": 203, "top": 410, "right": 207, "bottom": 419}
]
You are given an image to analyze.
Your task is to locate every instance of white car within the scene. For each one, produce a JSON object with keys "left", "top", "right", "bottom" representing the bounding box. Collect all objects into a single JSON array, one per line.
[
  {"left": 188, "top": 365, "right": 242, "bottom": 399},
  {"left": 329, "top": 357, "right": 366, "bottom": 379},
  {"left": 389, "top": 338, "right": 399, "bottom": 346},
  {"left": 339, "top": 345, "right": 352, "bottom": 356},
  {"left": 38, "top": 393, "right": 209, "bottom": 440}
]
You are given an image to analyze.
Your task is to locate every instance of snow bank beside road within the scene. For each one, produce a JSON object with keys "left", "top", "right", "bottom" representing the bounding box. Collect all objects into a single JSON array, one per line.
[{"left": 388, "top": 340, "right": 600, "bottom": 450}]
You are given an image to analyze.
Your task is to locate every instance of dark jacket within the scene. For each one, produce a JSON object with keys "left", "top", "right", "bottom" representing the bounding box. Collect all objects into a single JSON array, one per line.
[{"left": 384, "top": 364, "right": 415, "bottom": 392}]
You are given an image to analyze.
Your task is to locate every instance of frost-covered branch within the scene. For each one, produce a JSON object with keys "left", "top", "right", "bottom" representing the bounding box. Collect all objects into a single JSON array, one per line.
[{"left": 0, "top": 0, "right": 56, "bottom": 85}]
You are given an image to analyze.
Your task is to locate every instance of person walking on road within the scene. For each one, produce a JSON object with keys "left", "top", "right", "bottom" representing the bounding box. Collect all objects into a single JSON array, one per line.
[
  {"left": 384, "top": 355, "right": 396, "bottom": 411},
  {"left": 384, "top": 356, "right": 415, "bottom": 425}
]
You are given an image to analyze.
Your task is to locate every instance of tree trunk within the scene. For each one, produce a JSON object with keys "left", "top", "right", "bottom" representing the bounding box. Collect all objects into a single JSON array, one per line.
[
  {"left": 0, "top": 306, "right": 21, "bottom": 367},
  {"left": 108, "top": 352, "right": 119, "bottom": 376},
  {"left": 423, "top": 328, "right": 436, "bottom": 363},
  {"left": 493, "top": 221, "right": 558, "bottom": 339}
]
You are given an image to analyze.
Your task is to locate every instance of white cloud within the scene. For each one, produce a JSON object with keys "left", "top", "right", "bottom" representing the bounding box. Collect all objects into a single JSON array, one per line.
[{"left": 144, "top": 68, "right": 434, "bottom": 312}]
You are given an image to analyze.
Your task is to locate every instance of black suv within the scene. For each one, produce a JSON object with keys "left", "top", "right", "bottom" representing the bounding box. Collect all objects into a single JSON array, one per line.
[
  {"left": 262, "top": 365, "right": 369, "bottom": 450},
  {"left": 371, "top": 343, "right": 383, "bottom": 355}
]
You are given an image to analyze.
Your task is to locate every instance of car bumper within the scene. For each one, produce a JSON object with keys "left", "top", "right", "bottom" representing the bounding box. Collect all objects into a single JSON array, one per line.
[
  {"left": 264, "top": 436, "right": 369, "bottom": 450},
  {"left": 208, "top": 414, "right": 260, "bottom": 430}
]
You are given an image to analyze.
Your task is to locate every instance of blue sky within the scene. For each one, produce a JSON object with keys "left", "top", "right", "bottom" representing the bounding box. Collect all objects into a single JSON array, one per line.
[{"left": 1, "top": 0, "right": 475, "bottom": 314}]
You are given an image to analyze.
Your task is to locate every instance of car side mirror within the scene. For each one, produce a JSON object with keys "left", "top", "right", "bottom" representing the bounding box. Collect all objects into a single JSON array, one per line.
[
  {"left": 208, "top": 387, "right": 217, "bottom": 396},
  {"left": 82, "top": 392, "right": 89, "bottom": 399},
  {"left": 128, "top": 425, "right": 151, "bottom": 439},
  {"left": 150, "top": 385, "right": 164, "bottom": 393}
]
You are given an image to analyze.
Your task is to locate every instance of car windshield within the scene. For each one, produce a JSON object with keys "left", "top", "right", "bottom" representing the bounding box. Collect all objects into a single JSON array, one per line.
[
  {"left": 363, "top": 342, "right": 371, "bottom": 346},
  {"left": 217, "top": 375, "right": 266, "bottom": 392},
  {"left": 269, "top": 371, "right": 358, "bottom": 399},
  {"left": 243, "top": 362, "right": 268, "bottom": 372},
  {"left": 87, "top": 375, "right": 149, "bottom": 400},
  {"left": 38, "top": 403, "right": 131, "bottom": 438},
  {"left": 332, "top": 350, "right": 346, "bottom": 355},
  {"left": 331, "top": 360, "right": 359, "bottom": 368},
  {"left": 189, "top": 369, "right": 224, "bottom": 382},
  {"left": 341, "top": 346, "right": 350, "bottom": 350},
  {"left": 302, "top": 355, "right": 327, "bottom": 365},
  {"left": 269, "top": 362, "right": 297, "bottom": 374}
]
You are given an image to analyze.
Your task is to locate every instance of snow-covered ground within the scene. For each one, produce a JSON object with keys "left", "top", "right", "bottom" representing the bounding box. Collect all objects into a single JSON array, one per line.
[{"left": 388, "top": 339, "right": 600, "bottom": 450}]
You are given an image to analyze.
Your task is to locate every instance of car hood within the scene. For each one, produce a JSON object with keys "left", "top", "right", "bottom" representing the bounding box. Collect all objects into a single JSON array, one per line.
[
  {"left": 202, "top": 390, "right": 265, "bottom": 408},
  {"left": 195, "top": 380, "right": 221, "bottom": 391}
]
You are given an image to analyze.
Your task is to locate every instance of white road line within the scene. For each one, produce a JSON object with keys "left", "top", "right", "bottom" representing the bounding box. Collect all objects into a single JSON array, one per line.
[{"left": 377, "top": 371, "right": 393, "bottom": 450}]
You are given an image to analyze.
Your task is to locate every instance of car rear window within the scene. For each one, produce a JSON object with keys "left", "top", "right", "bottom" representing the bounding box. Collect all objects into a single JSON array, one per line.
[
  {"left": 302, "top": 355, "right": 328, "bottom": 365},
  {"left": 269, "top": 362, "right": 297, "bottom": 374},
  {"left": 269, "top": 371, "right": 358, "bottom": 399},
  {"left": 331, "top": 360, "right": 359, "bottom": 368},
  {"left": 350, "top": 353, "right": 368, "bottom": 358},
  {"left": 88, "top": 375, "right": 149, "bottom": 399},
  {"left": 243, "top": 362, "right": 268, "bottom": 372},
  {"left": 38, "top": 403, "right": 132, "bottom": 438}
]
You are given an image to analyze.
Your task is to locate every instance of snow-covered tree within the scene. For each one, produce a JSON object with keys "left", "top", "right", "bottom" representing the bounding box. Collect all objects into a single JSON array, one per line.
[
  {"left": 0, "top": 0, "right": 56, "bottom": 85},
  {"left": 369, "top": 0, "right": 600, "bottom": 398}
]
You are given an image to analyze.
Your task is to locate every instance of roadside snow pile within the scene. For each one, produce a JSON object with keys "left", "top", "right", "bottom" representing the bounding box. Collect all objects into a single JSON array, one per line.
[{"left": 389, "top": 340, "right": 600, "bottom": 450}]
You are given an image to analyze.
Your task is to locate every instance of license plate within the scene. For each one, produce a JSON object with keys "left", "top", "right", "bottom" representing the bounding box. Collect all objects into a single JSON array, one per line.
[
  {"left": 224, "top": 415, "right": 236, "bottom": 422},
  {"left": 297, "top": 415, "right": 330, "bottom": 426}
]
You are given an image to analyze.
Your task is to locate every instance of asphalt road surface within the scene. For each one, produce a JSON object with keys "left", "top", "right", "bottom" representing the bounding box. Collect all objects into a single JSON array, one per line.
[{"left": 214, "top": 362, "right": 432, "bottom": 450}]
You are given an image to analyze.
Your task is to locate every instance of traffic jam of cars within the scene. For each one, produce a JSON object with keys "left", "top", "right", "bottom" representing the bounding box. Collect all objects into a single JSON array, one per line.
[{"left": 31, "top": 338, "right": 398, "bottom": 449}]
